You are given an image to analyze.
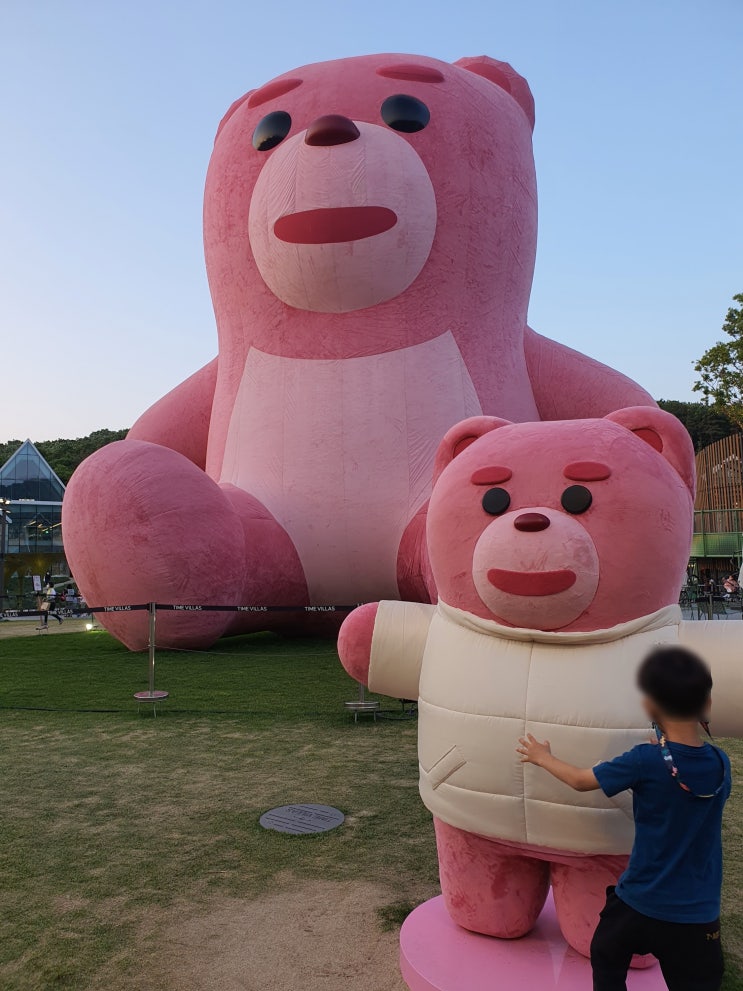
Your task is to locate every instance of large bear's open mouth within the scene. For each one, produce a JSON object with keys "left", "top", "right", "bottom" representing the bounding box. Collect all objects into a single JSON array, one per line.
[
  {"left": 274, "top": 206, "right": 397, "bottom": 245},
  {"left": 487, "top": 568, "right": 577, "bottom": 597}
]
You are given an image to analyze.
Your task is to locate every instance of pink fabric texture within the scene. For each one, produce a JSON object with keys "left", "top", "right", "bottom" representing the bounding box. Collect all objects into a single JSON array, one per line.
[
  {"left": 400, "top": 893, "right": 667, "bottom": 991},
  {"left": 62, "top": 53, "right": 654, "bottom": 649},
  {"left": 434, "top": 820, "right": 653, "bottom": 966},
  {"left": 428, "top": 407, "right": 695, "bottom": 631}
]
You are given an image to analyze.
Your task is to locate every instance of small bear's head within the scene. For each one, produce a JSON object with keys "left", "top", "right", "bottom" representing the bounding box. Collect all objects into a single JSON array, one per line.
[{"left": 427, "top": 408, "right": 696, "bottom": 633}]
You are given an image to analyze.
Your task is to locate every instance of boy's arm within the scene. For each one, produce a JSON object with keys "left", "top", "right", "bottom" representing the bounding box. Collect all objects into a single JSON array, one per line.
[{"left": 517, "top": 734, "right": 600, "bottom": 792}]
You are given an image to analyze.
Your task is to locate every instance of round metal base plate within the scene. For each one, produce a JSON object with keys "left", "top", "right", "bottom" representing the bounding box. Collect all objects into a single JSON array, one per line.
[
  {"left": 259, "top": 803, "right": 345, "bottom": 835},
  {"left": 344, "top": 700, "right": 381, "bottom": 711}
]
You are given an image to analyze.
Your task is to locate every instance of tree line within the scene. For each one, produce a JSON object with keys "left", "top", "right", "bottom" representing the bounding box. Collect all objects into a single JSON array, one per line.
[
  {"left": 0, "top": 405, "right": 738, "bottom": 486},
  {"left": 656, "top": 401, "right": 737, "bottom": 453}
]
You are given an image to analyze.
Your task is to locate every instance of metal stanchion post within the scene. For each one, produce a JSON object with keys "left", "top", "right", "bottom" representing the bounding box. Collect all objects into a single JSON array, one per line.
[
  {"left": 148, "top": 601, "right": 156, "bottom": 695},
  {"left": 134, "top": 602, "right": 169, "bottom": 715},
  {"left": 344, "top": 680, "right": 380, "bottom": 722}
]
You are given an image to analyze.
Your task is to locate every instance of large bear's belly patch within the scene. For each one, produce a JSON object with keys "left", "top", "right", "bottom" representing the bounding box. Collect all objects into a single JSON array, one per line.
[{"left": 220, "top": 331, "right": 482, "bottom": 602}]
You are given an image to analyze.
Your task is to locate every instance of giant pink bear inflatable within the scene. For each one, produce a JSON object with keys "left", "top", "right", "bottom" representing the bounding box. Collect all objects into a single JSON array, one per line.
[
  {"left": 338, "top": 407, "right": 743, "bottom": 958},
  {"left": 62, "top": 53, "right": 653, "bottom": 649}
]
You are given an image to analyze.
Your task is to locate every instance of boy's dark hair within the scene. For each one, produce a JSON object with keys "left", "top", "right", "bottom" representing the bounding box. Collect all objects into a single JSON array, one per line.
[{"left": 637, "top": 646, "right": 712, "bottom": 719}]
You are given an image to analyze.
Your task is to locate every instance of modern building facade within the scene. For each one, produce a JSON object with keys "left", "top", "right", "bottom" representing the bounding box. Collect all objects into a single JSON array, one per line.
[
  {"left": 0, "top": 440, "right": 67, "bottom": 607},
  {"left": 691, "top": 432, "right": 743, "bottom": 577}
]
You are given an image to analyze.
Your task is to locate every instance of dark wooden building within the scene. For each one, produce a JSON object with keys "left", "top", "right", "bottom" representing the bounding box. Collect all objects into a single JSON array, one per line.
[{"left": 692, "top": 433, "right": 743, "bottom": 573}]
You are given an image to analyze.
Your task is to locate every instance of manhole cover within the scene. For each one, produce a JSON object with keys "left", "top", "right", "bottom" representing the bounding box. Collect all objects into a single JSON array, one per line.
[{"left": 259, "top": 804, "right": 345, "bottom": 835}]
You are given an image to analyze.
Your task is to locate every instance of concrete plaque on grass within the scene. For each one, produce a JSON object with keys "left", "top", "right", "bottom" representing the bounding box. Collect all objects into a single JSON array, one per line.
[{"left": 259, "top": 804, "right": 345, "bottom": 835}]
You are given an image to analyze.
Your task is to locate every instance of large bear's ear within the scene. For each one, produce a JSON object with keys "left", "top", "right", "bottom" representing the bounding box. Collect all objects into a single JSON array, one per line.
[
  {"left": 215, "top": 91, "right": 254, "bottom": 143},
  {"left": 434, "top": 416, "right": 512, "bottom": 483},
  {"left": 605, "top": 406, "right": 696, "bottom": 496},
  {"left": 454, "top": 56, "right": 535, "bottom": 131}
]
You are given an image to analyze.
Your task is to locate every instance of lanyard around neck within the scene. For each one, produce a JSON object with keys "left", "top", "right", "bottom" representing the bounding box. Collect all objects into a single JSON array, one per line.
[{"left": 652, "top": 722, "right": 726, "bottom": 799}]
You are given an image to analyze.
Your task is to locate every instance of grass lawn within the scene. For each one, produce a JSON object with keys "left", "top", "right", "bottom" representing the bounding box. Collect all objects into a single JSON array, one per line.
[{"left": 1, "top": 630, "right": 742, "bottom": 989}]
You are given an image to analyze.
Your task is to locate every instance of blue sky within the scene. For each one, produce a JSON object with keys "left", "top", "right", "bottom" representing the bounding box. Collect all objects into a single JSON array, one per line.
[{"left": 1, "top": 0, "right": 741, "bottom": 442}]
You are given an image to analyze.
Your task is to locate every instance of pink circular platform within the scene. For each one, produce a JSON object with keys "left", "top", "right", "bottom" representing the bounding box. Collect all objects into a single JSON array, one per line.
[{"left": 400, "top": 894, "right": 666, "bottom": 991}]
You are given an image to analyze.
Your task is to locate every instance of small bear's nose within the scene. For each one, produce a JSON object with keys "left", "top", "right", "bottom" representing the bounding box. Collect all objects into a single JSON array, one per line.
[
  {"left": 514, "top": 513, "right": 551, "bottom": 532},
  {"left": 305, "top": 115, "right": 361, "bottom": 146}
]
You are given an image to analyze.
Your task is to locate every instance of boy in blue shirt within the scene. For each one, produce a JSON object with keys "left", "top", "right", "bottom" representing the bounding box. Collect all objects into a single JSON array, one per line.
[{"left": 517, "top": 645, "right": 731, "bottom": 991}]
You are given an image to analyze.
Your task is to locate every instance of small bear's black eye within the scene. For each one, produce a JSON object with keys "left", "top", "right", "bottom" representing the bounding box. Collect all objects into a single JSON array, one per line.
[
  {"left": 482, "top": 487, "right": 511, "bottom": 516},
  {"left": 561, "top": 485, "right": 592, "bottom": 514},
  {"left": 380, "top": 94, "right": 430, "bottom": 133},
  {"left": 252, "top": 111, "right": 292, "bottom": 151}
]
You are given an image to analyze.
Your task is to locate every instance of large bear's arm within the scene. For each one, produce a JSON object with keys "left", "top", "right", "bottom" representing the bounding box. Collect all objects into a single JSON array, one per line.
[
  {"left": 127, "top": 358, "right": 218, "bottom": 470},
  {"left": 524, "top": 327, "right": 655, "bottom": 419},
  {"left": 338, "top": 600, "right": 435, "bottom": 700},
  {"left": 679, "top": 621, "right": 743, "bottom": 737}
]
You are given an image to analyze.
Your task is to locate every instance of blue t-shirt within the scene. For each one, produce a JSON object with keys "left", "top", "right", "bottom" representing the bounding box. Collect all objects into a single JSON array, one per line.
[{"left": 594, "top": 741, "right": 731, "bottom": 923}]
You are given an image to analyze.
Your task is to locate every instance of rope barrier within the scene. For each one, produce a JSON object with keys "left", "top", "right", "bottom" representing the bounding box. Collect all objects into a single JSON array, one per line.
[
  {"left": 73, "top": 602, "right": 379, "bottom": 720},
  {"left": 89, "top": 603, "right": 362, "bottom": 613}
]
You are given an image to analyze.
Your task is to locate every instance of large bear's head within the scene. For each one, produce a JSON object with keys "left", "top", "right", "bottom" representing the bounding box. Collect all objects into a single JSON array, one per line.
[
  {"left": 427, "top": 408, "right": 696, "bottom": 632},
  {"left": 204, "top": 53, "right": 536, "bottom": 358}
]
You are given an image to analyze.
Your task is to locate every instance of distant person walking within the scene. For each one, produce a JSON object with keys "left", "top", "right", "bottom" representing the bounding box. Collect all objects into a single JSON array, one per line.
[{"left": 37, "top": 584, "right": 63, "bottom": 629}]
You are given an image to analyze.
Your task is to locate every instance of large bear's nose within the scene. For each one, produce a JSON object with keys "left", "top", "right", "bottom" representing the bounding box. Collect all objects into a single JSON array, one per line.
[
  {"left": 514, "top": 513, "right": 550, "bottom": 532},
  {"left": 305, "top": 115, "right": 361, "bottom": 146}
]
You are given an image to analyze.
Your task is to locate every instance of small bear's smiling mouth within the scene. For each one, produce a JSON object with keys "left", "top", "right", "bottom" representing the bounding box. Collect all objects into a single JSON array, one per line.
[
  {"left": 274, "top": 206, "right": 398, "bottom": 245},
  {"left": 487, "top": 568, "right": 577, "bottom": 597}
]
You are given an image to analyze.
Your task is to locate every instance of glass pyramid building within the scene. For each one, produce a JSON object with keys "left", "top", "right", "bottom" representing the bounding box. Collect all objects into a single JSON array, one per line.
[{"left": 0, "top": 440, "right": 67, "bottom": 607}]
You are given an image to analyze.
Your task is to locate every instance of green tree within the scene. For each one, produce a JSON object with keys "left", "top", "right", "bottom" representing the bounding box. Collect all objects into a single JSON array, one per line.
[
  {"left": 656, "top": 399, "right": 737, "bottom": 453},
  {"left": 694, "top": 293, "right": 743, "bottom": 429}
]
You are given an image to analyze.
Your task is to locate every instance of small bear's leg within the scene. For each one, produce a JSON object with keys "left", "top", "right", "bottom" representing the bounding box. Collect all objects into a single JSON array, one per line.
[
  {"left": 434, "top": 818, "right": 550, "bottom": 938},
  {"left": 551, "top": 855, "right": 655, "bottom": 967}
]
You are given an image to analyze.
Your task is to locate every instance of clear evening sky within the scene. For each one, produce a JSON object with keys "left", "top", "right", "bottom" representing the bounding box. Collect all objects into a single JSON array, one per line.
[{"left": 1, "top": 0, "right": 741, "bottom": 443}]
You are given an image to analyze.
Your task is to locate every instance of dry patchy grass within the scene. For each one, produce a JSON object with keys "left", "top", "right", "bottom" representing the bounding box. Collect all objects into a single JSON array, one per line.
[{"left": 0, "top": 631, "right": 742, "bottom": 989}]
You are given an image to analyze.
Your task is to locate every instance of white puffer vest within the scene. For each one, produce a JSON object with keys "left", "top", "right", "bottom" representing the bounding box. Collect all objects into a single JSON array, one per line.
[{"left": 367, "top": 599, "right": 742, "bottom": 855}]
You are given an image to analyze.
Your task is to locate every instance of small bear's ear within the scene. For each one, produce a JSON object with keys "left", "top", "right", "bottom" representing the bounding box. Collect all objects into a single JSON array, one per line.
[
  {"left": 434, "top": 416, "right": 512, "bottom": 483},
  {"left": 215, "top": 91, "right": 254, "bottom": 144},
  {"left": 604, "top": 406, "right": 696, "bottom": 496},
  {"left": 454, "top": 56, "right": 535, "bottom": 131}
]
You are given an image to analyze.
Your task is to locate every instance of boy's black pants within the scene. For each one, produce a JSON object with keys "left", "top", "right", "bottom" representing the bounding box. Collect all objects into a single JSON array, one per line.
[{"left": 591, "top": 888, "right": 724, "bottom": 991}]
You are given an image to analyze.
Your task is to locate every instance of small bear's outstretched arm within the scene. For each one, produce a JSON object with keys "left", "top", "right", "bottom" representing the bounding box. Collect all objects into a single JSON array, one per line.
[
  {"left": 338, "top": 603, "right": 380, "bottom": 684},
  {"left": 524, "top": 327, "right": 655, "bottom": 420},
  {"left": 679, "top": 621, "right": 743, "bottom": 737},
  {"left": 338, "top": 600, "right": 435, "bottom": 699},
  {"left": 128, "top": 357, "right": 218, "bottom": 470}
]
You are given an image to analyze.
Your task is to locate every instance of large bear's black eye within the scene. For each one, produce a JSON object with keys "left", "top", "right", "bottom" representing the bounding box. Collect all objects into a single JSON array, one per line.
[
  {"left": 380, "top": 94, "right": 430, "bottom": 132},
  {"left": 561, "top": 485, "right": 593, "bottom": 514},
  {"left": 252, "top": 111, "right": 292, "bottom": 151},
  {"left": 482, "top": 488, "right": 511, "bottom": 516}
]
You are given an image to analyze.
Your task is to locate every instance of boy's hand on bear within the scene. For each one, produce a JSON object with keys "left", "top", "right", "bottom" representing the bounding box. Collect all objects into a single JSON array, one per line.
[{"left": 517, "top": 734, "right": 552, "bottom": 765}]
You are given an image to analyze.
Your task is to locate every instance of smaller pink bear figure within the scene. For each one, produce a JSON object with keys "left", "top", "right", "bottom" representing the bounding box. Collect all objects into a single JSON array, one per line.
[{"left": 338, "top": 406, "right": 743, "bottom": 958}]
